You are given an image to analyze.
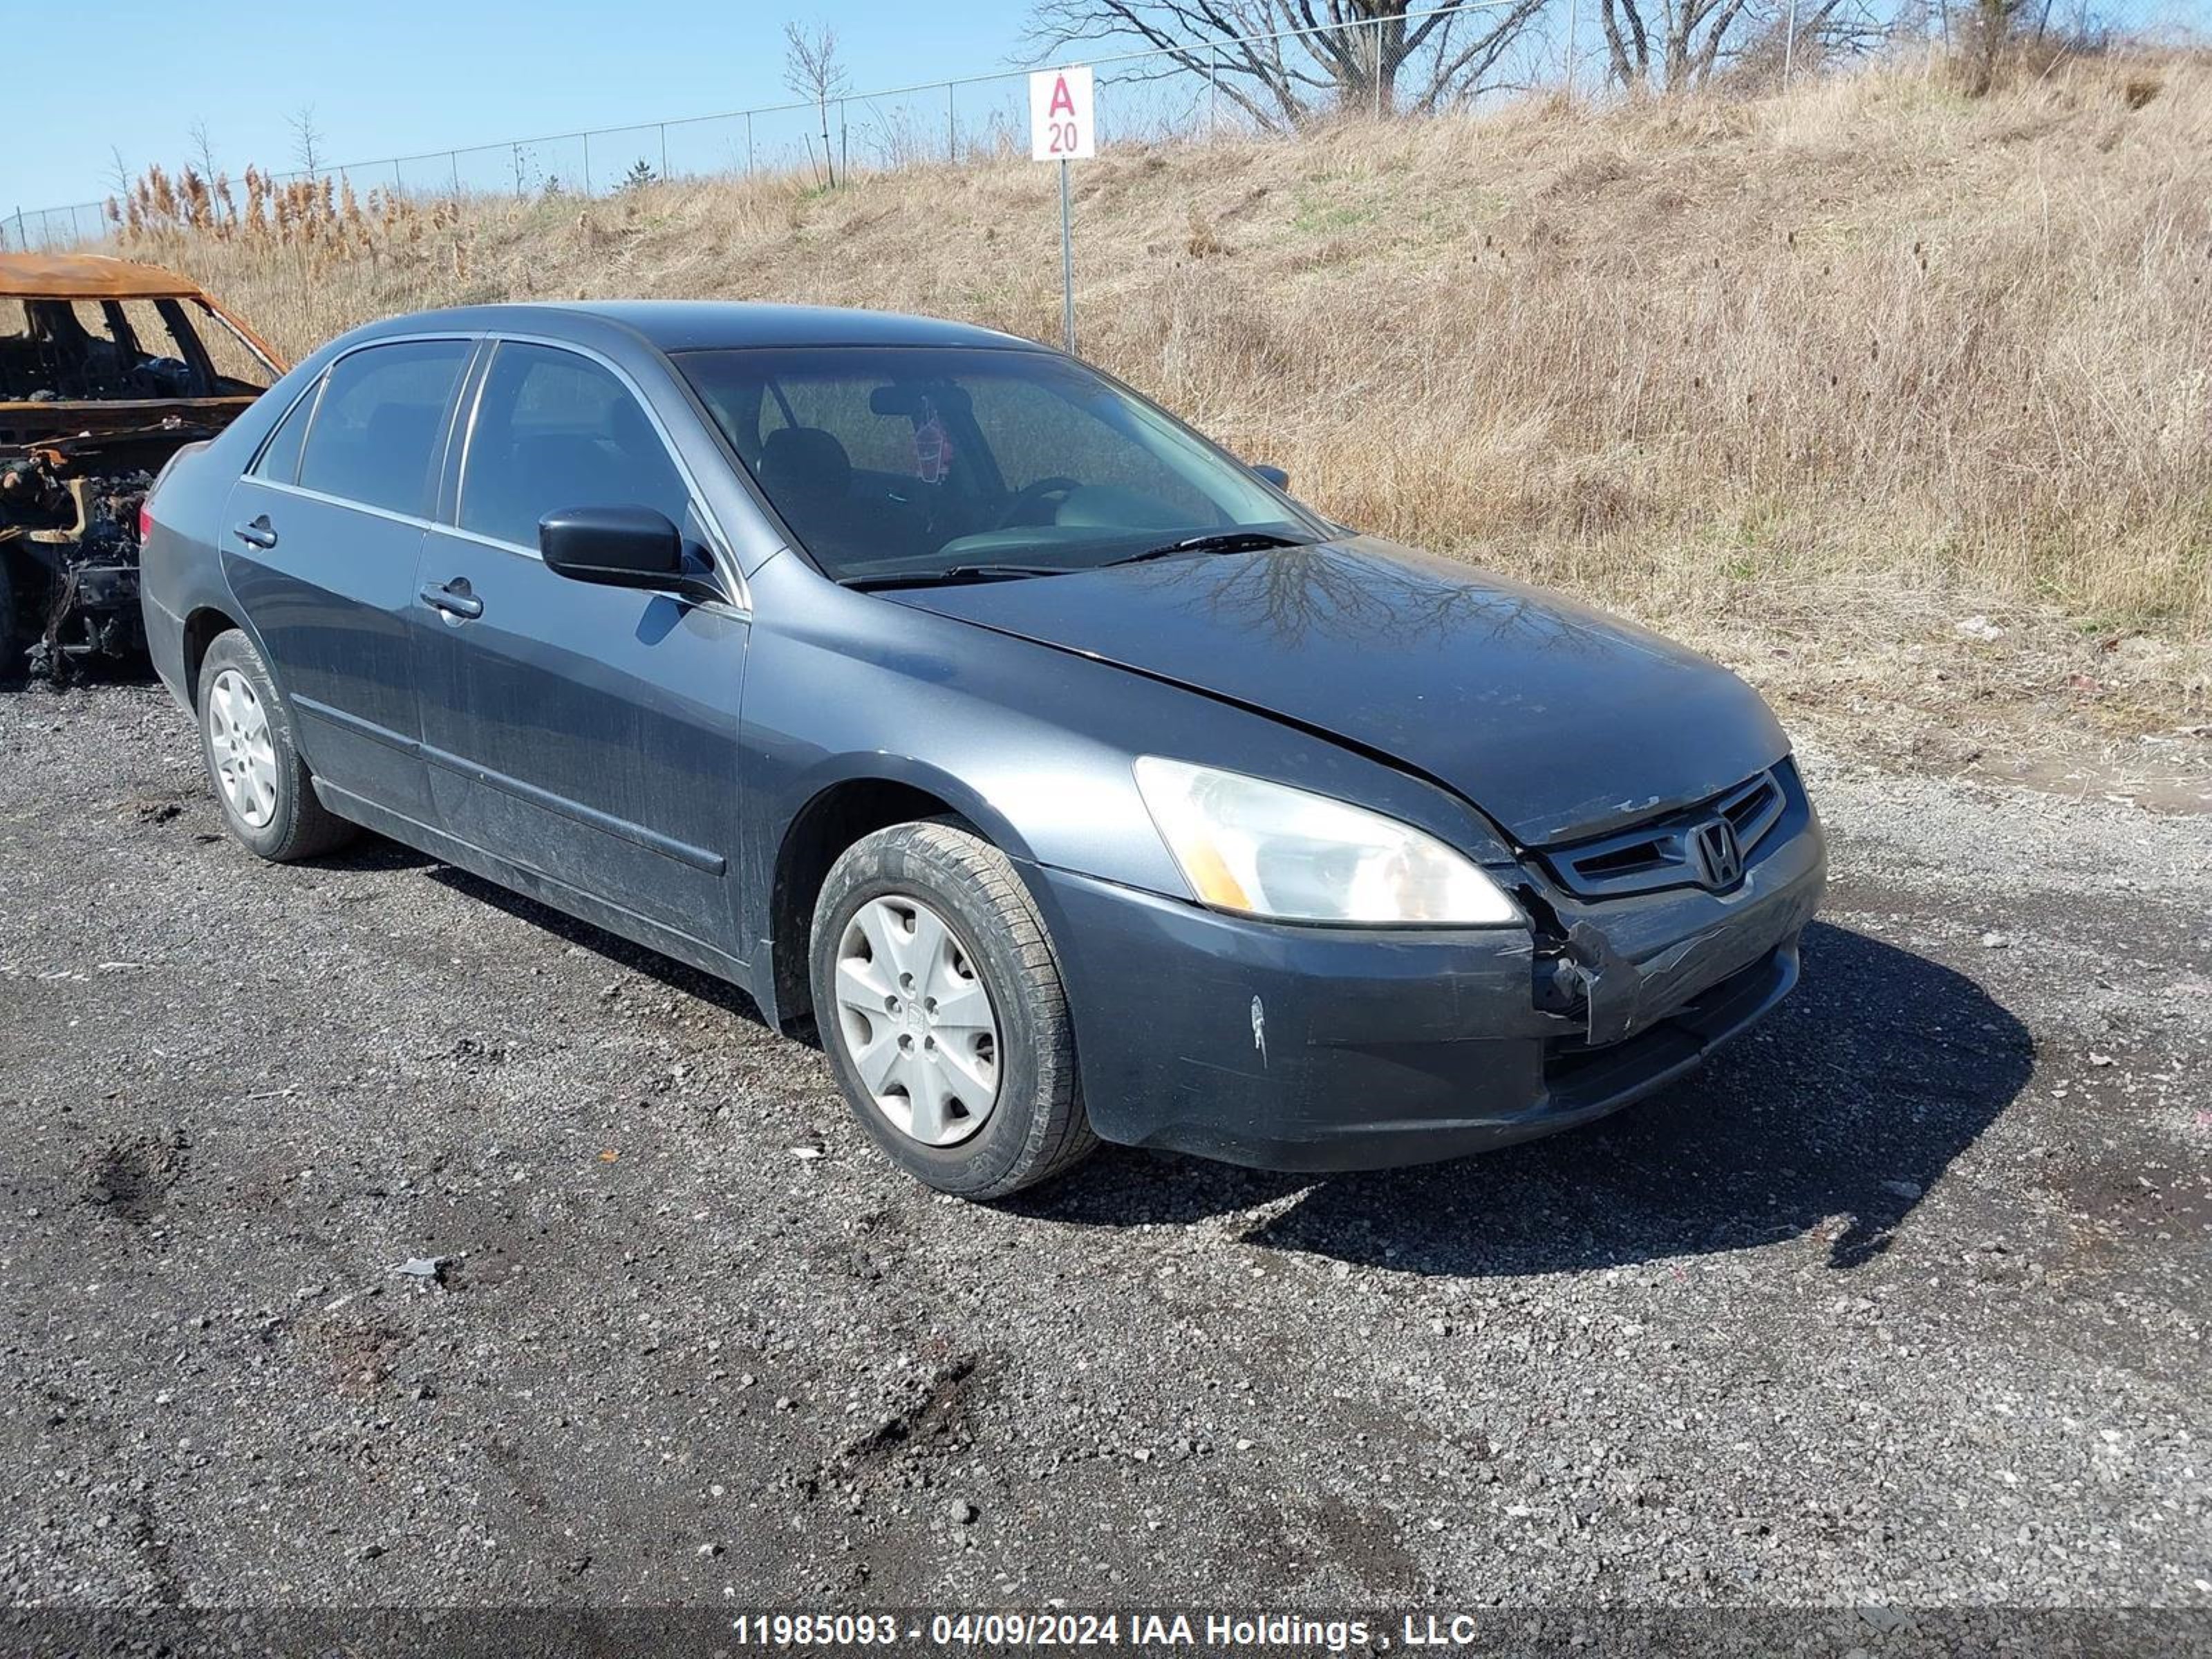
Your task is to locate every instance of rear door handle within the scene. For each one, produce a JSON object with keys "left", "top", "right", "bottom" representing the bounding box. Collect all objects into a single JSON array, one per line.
[
  {"left": 418, "top": 578, "right": 483, "bottom": 621},
  {"left": 232, "top": 516, "right": 277, "bottom": 550}
]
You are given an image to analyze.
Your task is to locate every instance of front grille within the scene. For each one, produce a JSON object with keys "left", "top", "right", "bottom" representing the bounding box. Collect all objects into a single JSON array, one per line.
[{"left": 1543, "top": 766, "right": 1791, "bottom": 899}]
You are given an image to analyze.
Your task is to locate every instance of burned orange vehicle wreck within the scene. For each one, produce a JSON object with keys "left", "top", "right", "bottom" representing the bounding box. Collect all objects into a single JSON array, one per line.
[{"left": 0, "top": 252, "right": 283, "bottom": 679}]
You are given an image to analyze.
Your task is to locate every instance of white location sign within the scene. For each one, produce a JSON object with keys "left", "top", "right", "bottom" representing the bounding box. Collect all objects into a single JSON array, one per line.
[{"left": 1029, "top": 65, "right": 1096, "bottom": 162}]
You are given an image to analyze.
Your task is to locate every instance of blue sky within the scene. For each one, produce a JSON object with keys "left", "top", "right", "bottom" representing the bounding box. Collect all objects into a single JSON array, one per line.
[
  {"left": 14, "top": 0, "right": 2204, "bottom": 218},
  {"left": 6, "top": 0, "right": 1031, "bottom": 212}
]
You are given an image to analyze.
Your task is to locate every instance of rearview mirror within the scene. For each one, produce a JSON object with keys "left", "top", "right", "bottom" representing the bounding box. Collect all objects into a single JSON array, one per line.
[
  {"left": 540, "top": 506, "right": 716, "bottom": 600},
  {"left": 868, "top": 382, "right": 972, "bottom": 418},
  {"left": 1250, "top": 464, "right": 1290, "bottom": 491}
]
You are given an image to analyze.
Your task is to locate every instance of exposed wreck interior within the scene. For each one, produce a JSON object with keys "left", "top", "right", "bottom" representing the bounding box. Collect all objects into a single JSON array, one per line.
[{"left": 0, "top": 264, "right": 281, "bottom": 682}]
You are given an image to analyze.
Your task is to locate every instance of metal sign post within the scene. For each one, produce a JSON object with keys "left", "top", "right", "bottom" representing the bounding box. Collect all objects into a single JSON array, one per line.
[
  {"left": 1029, "top": 65, "right": 1095, "bottom": 356},
  {"left": 1058, "top": 160, "right": 1075, "bottom": 354}
]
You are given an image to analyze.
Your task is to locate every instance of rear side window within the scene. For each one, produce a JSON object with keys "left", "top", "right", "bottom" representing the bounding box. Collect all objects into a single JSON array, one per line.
[
  {"left": 459, "top": 342, "right": 691, "bottom": 550},
  {"left": 296, "top": 340, "right": 471, "bottom": 518},
  {"left": 251, "top": 377, "right": 322, "bottom": 485}
]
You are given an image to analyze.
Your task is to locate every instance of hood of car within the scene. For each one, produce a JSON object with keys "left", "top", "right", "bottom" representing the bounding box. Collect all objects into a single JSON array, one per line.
[{"left": 885, "top": 536, "right": 1790, "bottom": 847}]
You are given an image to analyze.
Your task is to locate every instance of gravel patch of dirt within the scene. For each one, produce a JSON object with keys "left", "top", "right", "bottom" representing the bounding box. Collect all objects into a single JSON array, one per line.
[{"left": 1, "top": 684, "right": 2207, "bottom": 1609}]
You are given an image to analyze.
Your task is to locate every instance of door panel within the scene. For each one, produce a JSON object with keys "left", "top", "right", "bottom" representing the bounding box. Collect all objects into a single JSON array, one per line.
[
  {"left": 413, "top": 533, "right": 749, "bottom": 950},
  {"left": 218, "top": 337, "right": 474, "bottom": 821},
  {"left": 222, "top": 480, "right": 431, "bottom": 819},
  {"left": 411, "top": 339, "right": 750, "bottom": 959}
]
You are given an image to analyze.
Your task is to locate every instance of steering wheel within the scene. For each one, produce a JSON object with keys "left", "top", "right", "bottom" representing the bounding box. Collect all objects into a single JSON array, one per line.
[{"left": 994, "top": 476, "right": 1082, "bottom": 530}]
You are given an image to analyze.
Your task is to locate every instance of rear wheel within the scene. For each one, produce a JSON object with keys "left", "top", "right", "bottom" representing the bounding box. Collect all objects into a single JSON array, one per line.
[
  {"left": 195, "top": 629, "right": 357, "bottom": 862},
  {"left": 809, "top": 819, "right": 1096, "bottom": 1198}
]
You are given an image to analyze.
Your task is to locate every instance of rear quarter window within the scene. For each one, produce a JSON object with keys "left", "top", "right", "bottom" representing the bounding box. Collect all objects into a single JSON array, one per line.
[
  {"left": 185, "top": 301, "right": 275, "bottom": 392},
  {"left": 251, "top": 376, "right": 323, "bottom": 485},
  {"left": 296, "top": 339, "right": 471, "bottom": 518}
]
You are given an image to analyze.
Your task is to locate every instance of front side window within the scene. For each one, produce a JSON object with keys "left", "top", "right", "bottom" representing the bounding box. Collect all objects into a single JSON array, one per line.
[
  {"left": 296, "top": 339, "right": 471, "bottom": 518},
  {"left": 459, "top": 342, "right": 693, "bottom": 550},
  {"left": 678, "top": 345, "right": 1313, "bottom": 583}
]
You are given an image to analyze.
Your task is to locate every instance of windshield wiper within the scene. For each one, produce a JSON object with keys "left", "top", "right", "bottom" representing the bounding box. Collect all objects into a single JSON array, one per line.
[
  {"left": 1103, "top": 529, "right": 1312, "bottom": 569},
  {"left": 839, "top": 563, "right": 1075, "bottom": 592}
]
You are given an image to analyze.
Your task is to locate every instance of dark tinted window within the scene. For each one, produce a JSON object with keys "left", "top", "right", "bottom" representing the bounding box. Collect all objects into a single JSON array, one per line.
[
  {"left": 251, "top": 376, "right": 321, "bottom": 485},
  {"left": 459, "top": 342, "right": 691, "bottom": 550},
  {"left": 297, "top": 339, "right": 470, "bottom": 516}
]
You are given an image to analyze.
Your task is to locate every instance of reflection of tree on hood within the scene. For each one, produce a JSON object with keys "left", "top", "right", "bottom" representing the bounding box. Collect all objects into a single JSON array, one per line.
[{"left": 1145, "top": 540, "right": 1646, "bottom": 658}]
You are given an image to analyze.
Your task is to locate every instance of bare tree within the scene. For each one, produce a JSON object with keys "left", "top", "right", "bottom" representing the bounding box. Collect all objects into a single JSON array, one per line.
[
  {"left": 104, "top": 145, "right": 132, "bottom": 200},
  {"left": 1022, "top": 0, "right": 1546, "bottom": 129},
  {"left": 288, "top": 104, "right": 325, "bottom": 178},
  {"left": 1597, "top": 0, "right": 1762, "bottom": 87},
  {"left": 188, "top": 119, "right": 219, "bottom": 183},
  {"left": 783, "top": 21, "right": 850, "bottom": 187}
]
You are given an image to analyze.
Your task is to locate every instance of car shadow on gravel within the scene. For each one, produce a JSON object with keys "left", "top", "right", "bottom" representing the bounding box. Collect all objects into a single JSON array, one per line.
[
  {"left": 1018, "top": 921, "right": 2034, "bottom": 1277},
  {"left": 420, "top": 863, "right": 774, "bottom": 1026},
  {"left": 317, "top": 836, "right": 442, "bottom": 874}
]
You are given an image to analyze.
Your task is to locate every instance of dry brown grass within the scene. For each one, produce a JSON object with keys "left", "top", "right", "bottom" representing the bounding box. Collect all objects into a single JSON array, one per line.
[{"left": 100, "top": 48, "right": 2211, "bottom": 781}]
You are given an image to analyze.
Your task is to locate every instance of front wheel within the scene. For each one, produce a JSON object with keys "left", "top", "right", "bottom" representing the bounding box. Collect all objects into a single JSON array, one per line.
[{"left": 809, "top": 819, "right": 1096, "bottom": 1198}]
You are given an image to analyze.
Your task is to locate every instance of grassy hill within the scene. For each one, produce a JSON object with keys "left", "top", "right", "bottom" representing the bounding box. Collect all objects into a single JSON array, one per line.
[{"left": 112, "top": 49, "right": 2211, "bottom": 775}]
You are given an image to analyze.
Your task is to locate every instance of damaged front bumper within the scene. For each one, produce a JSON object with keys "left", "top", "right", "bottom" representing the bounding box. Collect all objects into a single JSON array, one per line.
[{"left": 1023, "top": 781, "right": 1826, "bottom": 1172}]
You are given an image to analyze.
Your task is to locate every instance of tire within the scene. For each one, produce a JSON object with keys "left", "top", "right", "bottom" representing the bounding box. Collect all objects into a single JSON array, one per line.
[
  {"left": 809, "top": 818, "right": 1097, "bottom": 1199},
  {"left": 194, "top": 628, "right": 357, "bottom": 862}
]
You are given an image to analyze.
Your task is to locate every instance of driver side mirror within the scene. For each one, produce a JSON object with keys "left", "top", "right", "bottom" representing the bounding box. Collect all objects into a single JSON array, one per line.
[
  {"left": 1250, "top": 463, "right": 1290, "bottom": 491},
  {"left": 540, "top": 506, "right": 719, "bottom": 601}
]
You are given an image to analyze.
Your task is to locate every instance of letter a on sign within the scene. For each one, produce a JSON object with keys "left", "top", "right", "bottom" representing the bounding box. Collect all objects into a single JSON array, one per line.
[{"left": 1029, "top": 65, "right": 1096, "bottom": 161}]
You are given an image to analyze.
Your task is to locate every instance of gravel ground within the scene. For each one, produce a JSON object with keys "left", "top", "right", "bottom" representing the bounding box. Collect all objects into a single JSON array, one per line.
[{"left": 1, "top": 682, "right": 2208, "bottom": 1613}]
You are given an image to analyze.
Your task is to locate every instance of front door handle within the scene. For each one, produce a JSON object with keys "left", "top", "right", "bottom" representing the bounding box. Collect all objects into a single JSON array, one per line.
[
  {"left": 232, "top": 516, "right": 277, "bottom": 550},
  {"left": 418, "top": 577, "right": 483, "bottom": 621}
]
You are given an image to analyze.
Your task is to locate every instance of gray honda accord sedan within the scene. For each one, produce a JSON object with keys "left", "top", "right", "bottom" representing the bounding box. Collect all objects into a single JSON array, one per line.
[{"left": 139, "top": 301, "right": 1824, "bottom": 1197}]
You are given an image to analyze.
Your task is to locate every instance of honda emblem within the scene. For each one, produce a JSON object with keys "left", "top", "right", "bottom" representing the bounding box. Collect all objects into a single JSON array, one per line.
[{"left": 1689, "top": 818, "right": 1745, "bottom": 890}]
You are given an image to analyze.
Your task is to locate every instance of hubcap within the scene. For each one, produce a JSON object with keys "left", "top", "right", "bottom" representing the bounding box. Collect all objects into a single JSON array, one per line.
[
  {"left": 205, "top": 668, "right": 279, "bottom": 830},
  {"left": 833, "top": 894, "right": 1000, "bottom": 1147}
]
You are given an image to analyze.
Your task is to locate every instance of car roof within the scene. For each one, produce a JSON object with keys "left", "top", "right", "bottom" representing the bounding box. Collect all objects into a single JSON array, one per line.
[
  {"left": 0, "top": 252, "right": 210, "bottom": 301},
  {"left": 350, "top": 299, "right": 1048, "bottom": 356}
]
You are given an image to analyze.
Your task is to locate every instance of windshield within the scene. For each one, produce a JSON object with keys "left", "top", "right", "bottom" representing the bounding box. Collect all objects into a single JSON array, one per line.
[
  {"left": 0, "top": 296, "right": 270, "bottom": 403},
  {"left": 676, "top": 344, "right": 1321, "bottom": 583}
]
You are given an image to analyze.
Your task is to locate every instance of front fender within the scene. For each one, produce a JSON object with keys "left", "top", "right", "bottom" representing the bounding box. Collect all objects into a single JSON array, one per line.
[
  {"left": 733, "top": 555, "right": 1530, "bottom": 1027},
  {"left": 769, "top": 751, "right": 1050, "bottom": 872}
]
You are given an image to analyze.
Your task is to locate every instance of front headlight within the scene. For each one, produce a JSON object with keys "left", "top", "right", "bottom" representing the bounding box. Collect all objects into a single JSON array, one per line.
[{"left": 1133, "top": 757, "right": 1521, "bottom": 926}]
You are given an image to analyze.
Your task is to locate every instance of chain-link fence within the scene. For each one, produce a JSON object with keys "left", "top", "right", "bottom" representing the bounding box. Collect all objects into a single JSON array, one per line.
[{"left": 3, "top": 0, "right": 2199, "bottom": 251}]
